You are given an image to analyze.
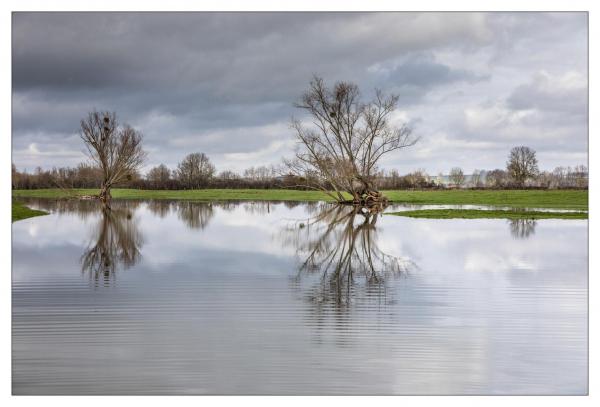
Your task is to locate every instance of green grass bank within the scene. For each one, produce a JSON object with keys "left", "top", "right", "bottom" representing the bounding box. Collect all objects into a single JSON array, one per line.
[
  {"left": 12, "top": 188, "right": 588, "bottom": 210},
  {"left": 12, "top": 201, "right": 49, "bottom": 222},
  {"left": 387, "top": 209, "right": 587, "bottom": 220}
]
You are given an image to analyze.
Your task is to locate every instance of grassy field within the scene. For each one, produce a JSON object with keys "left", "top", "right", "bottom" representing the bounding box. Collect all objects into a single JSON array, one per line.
[
  {"left": 387, "top": 209, "right": 587, "bottom": 220},
  {"left": 12, "top": 188, "right": 335, "bottom": 202},
  {"left": 382, "top": 189, "right": 587, "bottom": 209},
  {"left": 12, "top": 201, "right": 49, "bottom": 222},
  {"left": 12, "top": 188, "right": 588, "bottom": 209}
]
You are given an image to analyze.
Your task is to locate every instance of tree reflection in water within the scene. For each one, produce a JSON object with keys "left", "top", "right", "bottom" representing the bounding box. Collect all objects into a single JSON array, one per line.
[
  {"left": 243, "top": 201, "right": 273, "bottom": 215},
  {"left": 81, "top": 205, "right": 143, "bottom": 282},
  {"left": 283, "top": 204, "right": 414, "bottom": 309},
  {"left": 146, "top": 200, "right": 172, "bottom": 218},
  {"left": 508, "top": 218, "right": 537, "bottom": 239},
  {"left": 176, "top": 201, "right": 214, "bottom": 229}
]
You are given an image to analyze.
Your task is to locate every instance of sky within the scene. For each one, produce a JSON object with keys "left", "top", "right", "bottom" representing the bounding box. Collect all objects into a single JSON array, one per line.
[{"left": 12, "top": 12, "right": 588, "bottom": 175}]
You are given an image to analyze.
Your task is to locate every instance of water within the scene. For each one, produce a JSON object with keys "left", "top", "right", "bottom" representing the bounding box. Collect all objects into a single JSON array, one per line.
[{"left": 12, "top": 198, "right": 588, "bottom": 395}]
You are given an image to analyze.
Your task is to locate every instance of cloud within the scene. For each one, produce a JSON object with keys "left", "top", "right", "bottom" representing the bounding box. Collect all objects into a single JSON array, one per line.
[
  {"left": 13, "top": 138, "right": 85, "bottom": 170},
  {"left": 458, "top": 70, "right": 587, "bottom": 157},
  {"left": 12, "top": 12, "right": 588, "bottom": 174},
  {"left": 507, "top": 71, "right": 587, "bottom": 115}
]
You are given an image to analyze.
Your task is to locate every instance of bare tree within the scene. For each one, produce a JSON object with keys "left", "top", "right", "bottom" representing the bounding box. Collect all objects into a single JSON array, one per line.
[
  {"left": 449, "top": 167, "right": 465, "bottom": 188},
  {"left": 486, "top": 169, "right": 507, "bottom": 188},
  {"left": 571, "top": 165, "right": 588, "bottom": 188},
  {"left": 11, "top": 163, "right": 19, "bottom": 189},
  {"left": 285, "top": 76, "right": 418, "bottom": 207},
  {"left": 146, "top": 164, "right": 171, "bottom": 188},
  {"left": 507, "top": 146, "right": 539, "bottom": 187},
  {"left": 244, "top": 165, "right": 276, "bottom": 182},
  {"left": 404, "top": 168, "right": 430, "bottom": 188},
  {"left": 80, "top": 111, "right": 146, "bottom": 208},
  {"left": 470, "top": 169, "right": 484, "bottom": 188},
  {"left": 176, "top": 152, "right": 215, "bottom": 188},
  {"left": 219, "top": 170, "right": 240, "bottom": 181}
]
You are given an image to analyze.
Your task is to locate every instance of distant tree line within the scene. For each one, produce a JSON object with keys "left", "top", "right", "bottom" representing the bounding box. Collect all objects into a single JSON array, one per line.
[
  {"left": 372, "top": 164, "right": 587, "bottom": 190},
  {"left": 12, "top": 146, "right": 588, "bottom": 191},
  {"left": 11, "top": 157, "right": 307, "bottom": 190}
]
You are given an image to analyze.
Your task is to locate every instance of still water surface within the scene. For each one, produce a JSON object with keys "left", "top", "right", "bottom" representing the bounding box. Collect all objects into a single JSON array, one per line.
[{"left": 12, "top": 199, "right": 587, "bottom": 395}]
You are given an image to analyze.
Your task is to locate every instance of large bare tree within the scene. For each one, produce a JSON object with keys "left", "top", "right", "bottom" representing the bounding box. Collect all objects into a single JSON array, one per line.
[
  {"left": 507, "top": 146, "right": 539, "bottom": 187},
  {"left": 80, "top": 111, "right": 146, "bottom": 208},
  {"left": 285, "top": 76, "right": 418, "bottom": 207}
]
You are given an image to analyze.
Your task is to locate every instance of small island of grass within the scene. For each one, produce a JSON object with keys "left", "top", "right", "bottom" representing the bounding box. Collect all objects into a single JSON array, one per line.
[{"left": 387, "top": 209, "right": 587, "bottom": 220}]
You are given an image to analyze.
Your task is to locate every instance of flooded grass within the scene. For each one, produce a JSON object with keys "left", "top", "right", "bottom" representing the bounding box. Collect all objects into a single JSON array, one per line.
[
  {"left": 12, "top": 188, "right": 339, "bottom": 202},
  {"left": 12, "top": 188, "right": 588, "bottom": 209},
  {"left": 12, "top": 198, "right": 588, "bottom": 394},
  {"left": 384, "top": 189, "right": 588, "bottom": 209},
  {"left": 387, "top": 208, "right": 588, "bottom": 220}
]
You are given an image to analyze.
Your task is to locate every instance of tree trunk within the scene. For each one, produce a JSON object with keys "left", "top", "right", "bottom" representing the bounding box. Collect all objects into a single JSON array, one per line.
[
  {"left": 342, "top": 178, "right": 388, "bottom": 211},
  {"left": 99, "top": 184, "right": 112, "bottom": 210}
]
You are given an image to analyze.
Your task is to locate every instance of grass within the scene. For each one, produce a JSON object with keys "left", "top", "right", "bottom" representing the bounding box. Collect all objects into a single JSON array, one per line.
[
  {"left": 12, "top": 201, "right": 48, "bottom": 222},
  {"left": 12, "top": 188, "right": 588, "bottom": 209},
  {"left": 12, "top": 188, "right": 337, "bottom": 202},
  {"left": 387, "top": 209, "right": 587, "bottom": 220},
  {"left": 382, "top": 189, "right": 588, "bottom": 209}
]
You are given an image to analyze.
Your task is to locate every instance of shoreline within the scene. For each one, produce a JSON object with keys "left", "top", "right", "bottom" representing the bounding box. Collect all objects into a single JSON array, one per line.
[{"left": 12, "top": 188, "right": 588, "bottom": 210}]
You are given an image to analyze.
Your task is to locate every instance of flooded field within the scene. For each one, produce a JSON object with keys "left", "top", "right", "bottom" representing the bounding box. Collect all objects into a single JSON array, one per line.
[{"left": 12, "top": 199, "right": 588, "bottom": 395}]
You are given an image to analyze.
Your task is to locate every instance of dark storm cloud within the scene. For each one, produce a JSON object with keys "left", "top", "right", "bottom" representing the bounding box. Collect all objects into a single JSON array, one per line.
[
  {"left": 367, "top": 53, "right": 488, "bottom": 104},
  {"left": 386, "top": 57, "right": 483, "bottom": 88},
  {"left": 12, "top": 12, "right": 587, "bottom": 173}
]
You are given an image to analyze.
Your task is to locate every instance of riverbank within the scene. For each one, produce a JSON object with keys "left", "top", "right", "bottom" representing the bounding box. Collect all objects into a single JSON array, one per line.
[
  {"left": 12, "top": 188, "right": 588, "bottom": 209},
  {"left": 12, "top": 201, "right": 49, "bottom": 222}
]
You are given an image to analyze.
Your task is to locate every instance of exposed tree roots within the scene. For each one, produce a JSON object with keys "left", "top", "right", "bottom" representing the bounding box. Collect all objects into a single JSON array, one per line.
[{"left": 339, "top": 189, "right": 388, "bottom": 212}]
